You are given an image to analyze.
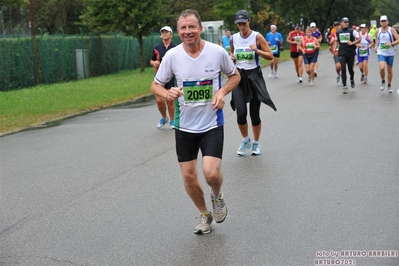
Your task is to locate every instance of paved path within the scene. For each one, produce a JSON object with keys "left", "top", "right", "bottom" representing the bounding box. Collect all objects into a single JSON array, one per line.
[{"left": 1, "top": 49, "right": 398, "bottom": 266}]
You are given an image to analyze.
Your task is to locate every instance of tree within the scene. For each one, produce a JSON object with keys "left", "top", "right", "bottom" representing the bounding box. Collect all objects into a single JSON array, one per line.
[
  {"left": 81, "top": 0, "right": 170, "bottom": 72},
  {"left": 34, "top": 0, "right": 84, "bottom": 34},
  {"left": 213, "top": 0, "right": 248, "bottom": 30},
  {"left": 371, "top": 0, "right": 399, "bottom": 24}
]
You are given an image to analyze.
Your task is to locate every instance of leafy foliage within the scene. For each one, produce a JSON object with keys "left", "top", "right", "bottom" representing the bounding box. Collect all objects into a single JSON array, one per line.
[{"left": 34, "top": 0, "right": 84, "bottom": 34}]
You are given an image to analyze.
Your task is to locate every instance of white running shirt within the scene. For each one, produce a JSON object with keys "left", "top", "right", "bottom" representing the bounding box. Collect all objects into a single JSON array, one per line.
[
  {"left": 154, "top": 41, "right": 236, "bottom": 133},
  {"left": 377, "top": 27, "right": 395, "bottom": 56},
  {"left": 232, "top": 30, "right": 260, "bottom": 70}
]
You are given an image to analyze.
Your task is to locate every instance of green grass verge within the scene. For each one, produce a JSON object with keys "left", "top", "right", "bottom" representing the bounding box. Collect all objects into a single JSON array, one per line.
[
  {"left": 0, "top": 44, "right": 328, "bottom": 135},
  {"left": 0, "top": 69, "right": 154, "bottom": 135}
]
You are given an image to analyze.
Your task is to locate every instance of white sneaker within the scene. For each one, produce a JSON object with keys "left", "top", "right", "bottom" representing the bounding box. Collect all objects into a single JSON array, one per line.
[
  {"left": 211, "top": 191, "right": 227, "bottom": 223},
  {"left": 251, "top": 143, "right": 261, "bottom": 156},
  {"left": 380, "top": 83, "right": 385, "bottom": 91},
  {"left": 237, "top": 138, "right": 251, "bottom": 156},
  {"left": 308, "top": 75, "right": 311, "bottom": 82},
  {"left": 156, "top": 117, "right": 169, "bottom": 129},
  {"left": 299, "top": 77, "right": 303, "bottom": 83},
  {"left": 388, "top": 86, "right": 393, "bottom": 93},
  {"left": 274, "top": 72, "right": 278, "bottom": 78},
  {"left": 269, "top": 71, "right": 274, "bottom": 78},
  {"left": 310, "top": 81, "right": 314, "bottom": 86},
  {"left": 194, "top": 212, "right": 216, "bottom": 234}
]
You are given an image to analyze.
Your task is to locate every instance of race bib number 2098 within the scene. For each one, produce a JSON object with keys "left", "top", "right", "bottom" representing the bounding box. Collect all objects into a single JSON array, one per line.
[{"left": 183, "top": 78, "right": 213, "bottom": 105}]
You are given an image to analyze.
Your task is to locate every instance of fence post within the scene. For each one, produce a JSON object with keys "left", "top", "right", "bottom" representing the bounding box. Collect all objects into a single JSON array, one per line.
[
  {"left": 15, "top": 27, "right": 23, "bottom": 88},
  {"left": 125, "top": 36, "right": 130, "bottom": 70},
  {"left": 60, "top": 27, "right": 67, "bottom": 80},
  {"left": 38, "top": 27, "right": 47, "bottom": 84},
  {"left": 80, "top": 27, "right": 86, "bottom": 78},
  {"left": 114, "top": 33, "right": 119, "bottom": 72}
]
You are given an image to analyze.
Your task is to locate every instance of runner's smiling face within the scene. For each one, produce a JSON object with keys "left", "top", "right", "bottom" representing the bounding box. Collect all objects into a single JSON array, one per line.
[{"left": 177, "top": 15, "right": 203, "bottom": 47}]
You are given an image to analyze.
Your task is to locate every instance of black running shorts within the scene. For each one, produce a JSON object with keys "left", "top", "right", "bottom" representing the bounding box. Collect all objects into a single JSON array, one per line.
[{"left": 175, "top": 126, "right": 224, "bottom": 162}]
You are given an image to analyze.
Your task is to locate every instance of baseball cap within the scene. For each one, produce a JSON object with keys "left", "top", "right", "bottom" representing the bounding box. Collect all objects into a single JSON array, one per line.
[
  {"left": 359, "top": 24, "right": 366, "bottom": 28},
  {"left": 235, "top": 10, "right": 250, "bottom": 24},
  {"left": 295, "top": 23, "right": 301, "bottom": 28},
  {"left": 333, "top": 21, "right": 340, "bottom": 26},
  {"left": 310, "top": 22, "right": 316, "bottom": 27},
  {"left": 341, "top": 17, "right": 349, "bottom": 22},
  {"left": 270, "top": 24, "right": 277, "bottom": 29},
  {"left": 160, "top": 26, "right": 173, "bottom": 33},
  {"left": 380, "top": 15, "right": 388, "bottom": 21}
]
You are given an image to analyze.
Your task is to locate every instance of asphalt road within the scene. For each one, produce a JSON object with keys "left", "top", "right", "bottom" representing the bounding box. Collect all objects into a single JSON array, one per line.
[{"left": 1, "top": 49, "right": 398, "bottom": 266}]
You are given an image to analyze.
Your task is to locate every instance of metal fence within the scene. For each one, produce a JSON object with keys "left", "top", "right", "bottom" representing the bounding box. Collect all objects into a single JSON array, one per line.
[{"left": 0, "top": 28, "right": 288, "bottom": 91}]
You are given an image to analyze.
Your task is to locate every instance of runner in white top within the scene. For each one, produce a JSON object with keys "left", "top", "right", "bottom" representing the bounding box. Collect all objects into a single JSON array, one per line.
[
  {"left": 151, "top": 9, "right": 240, "bottom": 235},
  {"left": 374, "top": 15, "right": 399, "bottom": 93},
  {"left": 155, "top": 42, "right": 235, "bottom": 133},
  {"left": 230, "top": 10, "right": 276, "bottom": 157},
  {"left": 356, "top": 24, "right": 373, "bottom": 84}
]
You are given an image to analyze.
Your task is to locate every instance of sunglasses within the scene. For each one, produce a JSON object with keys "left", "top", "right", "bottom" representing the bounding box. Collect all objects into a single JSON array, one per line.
[{"left": 380, "top": 20, "right": 387, "bottom": 22}]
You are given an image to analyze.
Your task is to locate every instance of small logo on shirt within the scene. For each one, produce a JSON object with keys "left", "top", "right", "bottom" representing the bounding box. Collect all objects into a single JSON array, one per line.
[{"left": 204, "top": 62, "right": 215, "bottom": 73}]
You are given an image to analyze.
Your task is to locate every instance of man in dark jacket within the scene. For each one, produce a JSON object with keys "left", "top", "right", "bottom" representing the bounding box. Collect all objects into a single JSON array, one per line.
[{"left": 335, "top": 17, "right": 360, "bottom": 94}]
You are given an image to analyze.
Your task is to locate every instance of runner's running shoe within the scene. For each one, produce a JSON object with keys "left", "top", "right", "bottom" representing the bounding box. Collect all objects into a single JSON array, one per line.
[
  {"left": 211, "top": 191, "right": 227, "bottom": 223},
  {"left": 380, "top": 82, "right": 385, "bottom": 91},
  {"left": 194, "top": 212, "right": 216, "bottom": 234},
  {"left": 237, "top": 138, "right": 251, "bottom": 156},
  {"left": 251, "top": 143, "right": 262, "bottom": 156},
  {"left": 343, "top": 86, "right": 349, "bottom": 94},
  {"left": 363, "top": 77, "right": 367, "bottom": 84},
  {"left": 269, "top": 71, "right": 274, "bottom": 78},
  {"left": 169, "top": 120, "right": 175, "bottom": 129},
  {"left": 157, "top": 117, "right": 169, "bottom": 129},
  {"left": 350, "top": 79, "right": 355, "bottom": 88},
  {"left": 388, "top": 86, "right": 393, "bottom": 93}
]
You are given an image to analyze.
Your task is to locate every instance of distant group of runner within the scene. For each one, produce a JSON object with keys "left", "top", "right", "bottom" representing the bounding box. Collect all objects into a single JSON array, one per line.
[{"left": 285, "top": 16, "right": 399, "bottom": 94}]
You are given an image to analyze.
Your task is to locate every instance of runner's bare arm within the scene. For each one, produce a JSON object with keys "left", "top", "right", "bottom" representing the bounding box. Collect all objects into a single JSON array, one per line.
[
  {"left": 251, "top": 34, "right": 273, "bottom": 60},
  {"left": 212, "top": 68, "right": 240, "bottom": 110}
]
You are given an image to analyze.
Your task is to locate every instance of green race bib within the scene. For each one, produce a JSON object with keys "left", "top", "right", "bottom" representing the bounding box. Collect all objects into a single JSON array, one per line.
[
  {"left": 339, "top": 33, "right": 350, "bottom": 43},
  {"left": 359, "top": 48, "right": 368, "bottom": 57},
  {"left": 183, "top": 78, "right": 213, "bottom": 105},
  {"left": 235, "top": 47, "right": 255, "bottom": 63},
  {"left": 306, "top": 43, "right": 315, "bottom": 51},
  {"left": 380, "top": 43, "right": 390, "bottom": 50}
]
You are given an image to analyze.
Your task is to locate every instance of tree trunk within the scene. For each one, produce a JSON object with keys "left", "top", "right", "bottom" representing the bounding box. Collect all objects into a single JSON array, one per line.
[{"left": 138, "top": 33, "right": 145, "bottom": 72}]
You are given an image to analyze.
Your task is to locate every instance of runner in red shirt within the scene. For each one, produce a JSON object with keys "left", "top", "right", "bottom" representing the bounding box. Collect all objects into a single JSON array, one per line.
[
  {"left": 286, "top": 23, "right": 305, "bottom": 83},
  {"left": 299, "top": 27, "right": 320, "bottom": 86}
]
